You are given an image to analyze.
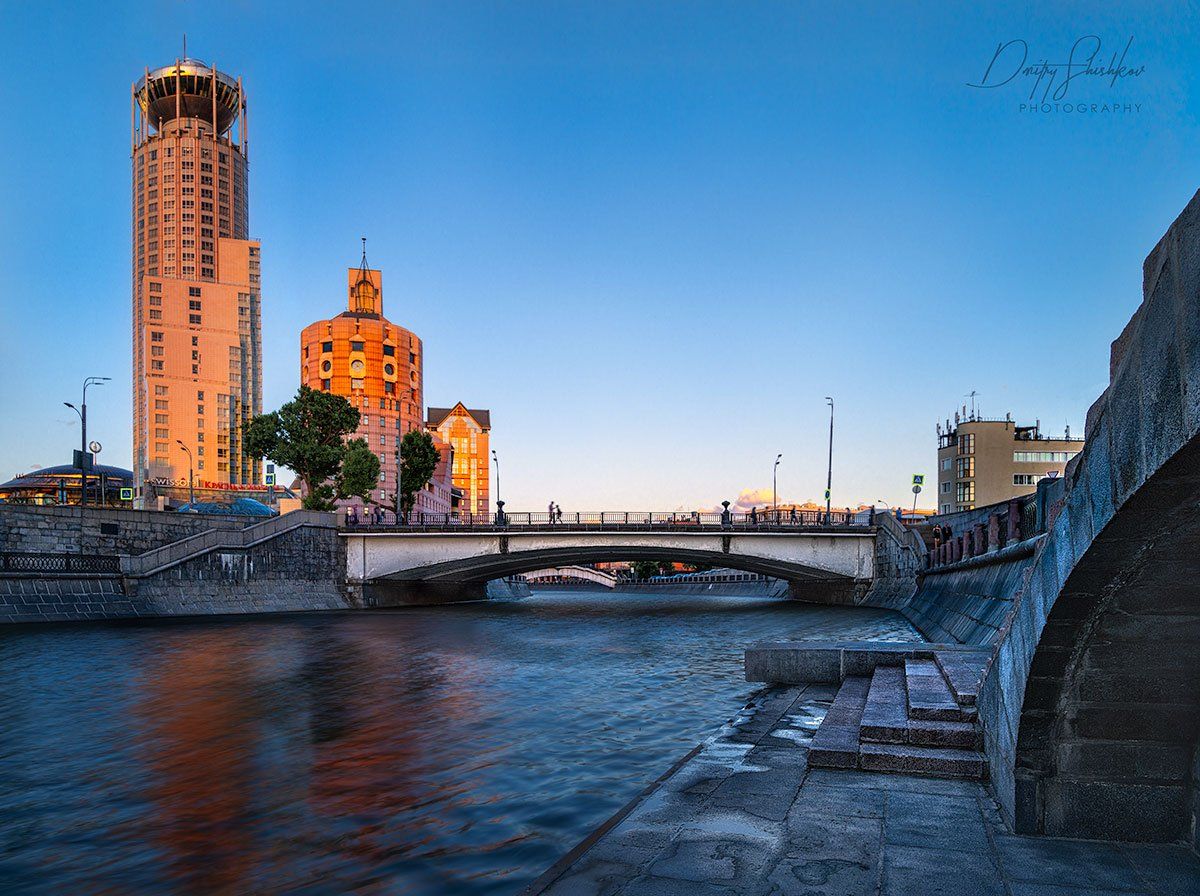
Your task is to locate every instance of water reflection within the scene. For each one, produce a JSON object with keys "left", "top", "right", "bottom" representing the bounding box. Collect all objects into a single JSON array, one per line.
[{"left": 0, "top": 590, "right": 917, "bottom": 894}]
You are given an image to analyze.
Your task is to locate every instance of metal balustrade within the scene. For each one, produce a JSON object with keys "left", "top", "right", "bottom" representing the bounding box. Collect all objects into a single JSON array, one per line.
[
  {"left": 342, "top": 508, "right": 870, "bottom": 532},
  {"left": 0, "top": 552, "right": 122, "bottom": 574}
]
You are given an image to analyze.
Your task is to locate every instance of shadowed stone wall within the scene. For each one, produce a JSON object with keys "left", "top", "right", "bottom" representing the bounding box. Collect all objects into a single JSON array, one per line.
[{"left": 978, "top": 189, "right": 1200, "bottom": 843}]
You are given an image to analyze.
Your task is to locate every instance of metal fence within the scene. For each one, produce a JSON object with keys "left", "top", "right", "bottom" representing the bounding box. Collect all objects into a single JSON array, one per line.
[
  {"left": 342, "top": 508, "right": 867, "bottom": 531},
  {"left": 0, "top": 553, "right": 122, "bottom": 574}
]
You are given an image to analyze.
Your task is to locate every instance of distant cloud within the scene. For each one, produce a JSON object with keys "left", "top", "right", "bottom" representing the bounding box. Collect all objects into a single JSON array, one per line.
[{"left": 717, "top": 488, "right": 821, "bottom": 513}]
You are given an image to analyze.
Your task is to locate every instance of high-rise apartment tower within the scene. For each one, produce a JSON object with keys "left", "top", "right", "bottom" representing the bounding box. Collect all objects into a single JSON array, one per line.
[{"left": 131, "top": 57, "right": 262, "bottom": 500}]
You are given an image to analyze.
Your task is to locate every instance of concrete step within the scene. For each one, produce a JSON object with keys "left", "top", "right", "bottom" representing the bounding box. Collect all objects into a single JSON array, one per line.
[
  {"left": 859, "top": 665, "right": 908, "bottom": 743},
  {"left": 907, "top": 718, "right": 981, "bottom": 750},
  {"left": 859, "top": 742, "right": 986, "bottom": 779},
  {"left": 904, "top": 658, "right": 969, "bottom": 722},
  {"left": 808, "top": 675, "right": 870, "bottom": 769},
  {"left": 934, "top": 649, "right": 990, "bottom": 707}
]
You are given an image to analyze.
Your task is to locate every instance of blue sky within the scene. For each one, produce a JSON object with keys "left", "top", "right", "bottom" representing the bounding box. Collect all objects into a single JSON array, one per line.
[{"left": 0, "top": 2, "right": 1196, "bottom": 510}]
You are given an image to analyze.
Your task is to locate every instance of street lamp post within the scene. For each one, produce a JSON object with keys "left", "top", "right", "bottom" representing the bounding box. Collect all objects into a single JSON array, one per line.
[
  {"left": 773, "top": 453, "right": 782, "bottom": 521},
  {"left": 394, "top": 389, "right": 413, "bottom": 525},
  {"left": 176, "top": 440, "right": 195, "bottom": 507},
  {"left": 824, "top": 397, "right": 834, "bottom": 524},
  {"left": 63, "top": 375, "right": 110, "bottom": 506},
  {"left": 492, "top": 449, "right": 502, "bottom": 524}
]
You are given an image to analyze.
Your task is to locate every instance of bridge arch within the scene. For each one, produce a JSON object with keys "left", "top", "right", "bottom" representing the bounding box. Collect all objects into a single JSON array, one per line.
[
  {"left": 983, "top": 191, "right": 1200, "bottom": 844},
  {"left": 343, "top": 530, "right": 878, "bottom": 606}
]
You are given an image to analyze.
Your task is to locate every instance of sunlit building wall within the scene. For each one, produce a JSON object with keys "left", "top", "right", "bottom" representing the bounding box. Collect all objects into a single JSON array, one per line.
[{"left": 426, "top": 405, "right": 491, "bottom": 515}]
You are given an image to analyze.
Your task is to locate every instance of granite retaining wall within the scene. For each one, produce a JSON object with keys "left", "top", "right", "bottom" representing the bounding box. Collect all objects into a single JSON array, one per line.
[{"left": 0, "top": 505, "right": 248, "bottom": 555}]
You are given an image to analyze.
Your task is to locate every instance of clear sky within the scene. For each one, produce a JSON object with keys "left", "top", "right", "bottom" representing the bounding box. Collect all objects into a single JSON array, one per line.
[{"left": 0, "top": 2, "right": 1196, "bottom": 511}]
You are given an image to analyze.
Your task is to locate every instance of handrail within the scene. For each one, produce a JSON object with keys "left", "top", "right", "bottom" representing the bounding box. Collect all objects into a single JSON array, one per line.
[
  {"left": 340, "top": 508, "right": 874, "bottom": 532},
  {"left": 1, "top": 552, "right": 121, "bottom": 575},
  {"left": 121, "top": 510, "right": 337, "bottom": 577}
]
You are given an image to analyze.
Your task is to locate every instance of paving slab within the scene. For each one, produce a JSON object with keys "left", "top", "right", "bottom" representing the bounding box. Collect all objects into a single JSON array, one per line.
[{"left": 526, "top": 688, "right": 1200, "bottom": 896}]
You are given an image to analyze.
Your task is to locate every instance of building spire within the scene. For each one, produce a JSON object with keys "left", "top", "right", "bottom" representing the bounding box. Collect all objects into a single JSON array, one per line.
[{"left": 351, "top": 236, "right": 379, "bottom": 314}]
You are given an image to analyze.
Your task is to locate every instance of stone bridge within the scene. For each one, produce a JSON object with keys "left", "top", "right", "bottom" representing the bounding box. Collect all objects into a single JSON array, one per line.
[
  {"left": 520, "top": 566, "right": 620, "bottom": 588},
  {"left": 977, "top": 190, "right": 1200, "bottom": 846},
  {"left": 342, "top": 522, "right": 881, "bottom": 605}
]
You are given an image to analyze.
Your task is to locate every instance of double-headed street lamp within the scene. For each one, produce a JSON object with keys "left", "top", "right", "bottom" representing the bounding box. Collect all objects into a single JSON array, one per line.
[
  {"left": 175, "top": 440, "right": 195, "bottom": 507},
  {"left": 773, "top": 453, "right": 782, "bottom": 519},
  {"left": 64, "top": 375, "right": 110, "bottom": 506}
]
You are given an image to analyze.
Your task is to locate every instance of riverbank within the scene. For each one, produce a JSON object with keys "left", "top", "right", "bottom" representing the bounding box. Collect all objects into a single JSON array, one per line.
[{"left": 525, "top": 685, "right": 1200, "bottom": 896}]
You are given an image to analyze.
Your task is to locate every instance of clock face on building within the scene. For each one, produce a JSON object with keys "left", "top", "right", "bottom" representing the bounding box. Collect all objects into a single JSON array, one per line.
[{"left": 351, "top": 359, "right": 365, "bottom": 374}]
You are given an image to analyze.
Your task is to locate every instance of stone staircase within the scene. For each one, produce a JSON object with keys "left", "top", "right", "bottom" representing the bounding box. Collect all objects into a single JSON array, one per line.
[{"left": 808, "top": 652, "right": 986, "bottom": 779}]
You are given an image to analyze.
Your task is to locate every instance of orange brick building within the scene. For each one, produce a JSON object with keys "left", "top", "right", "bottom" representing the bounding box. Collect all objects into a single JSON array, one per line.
[
  {"left": 131, "top": 58, "right": 262, "bottom": 499},
  {"left": 426, "top": 404, "right": 491, "bottom": 516},
  {"left": 300, "top": 248, "right": 453, "bottom": 517}
]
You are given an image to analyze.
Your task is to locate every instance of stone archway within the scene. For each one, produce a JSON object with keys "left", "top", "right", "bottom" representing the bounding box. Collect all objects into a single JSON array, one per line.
[{"left": 1014, "top": 439, "right": 1200, "bottom": 842}]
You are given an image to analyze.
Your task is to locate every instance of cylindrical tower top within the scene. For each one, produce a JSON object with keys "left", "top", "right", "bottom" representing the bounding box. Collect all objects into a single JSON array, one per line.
[{"left": 135, "top": 58, "right": 242, "bottom": 135}]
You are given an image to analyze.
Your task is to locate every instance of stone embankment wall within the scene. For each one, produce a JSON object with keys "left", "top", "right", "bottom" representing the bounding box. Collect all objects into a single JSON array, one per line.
[
  {"left": 126, "top": 520, "right": 351, "bottom": 616},
  {"left": 0, "top": 504, "right": 247, "bottom": 555},
  {"left": 896, "top": 494, "right": 1049, "bottom": 646},
  {"left": 902, "top": 538, "right": 1040, "bottom": 645},
  {"left": 614, "top": 579, "right": 790, "bottom": 598},
  {"left": 0, "top": 506, "right": 352, "bottom": 623},
  {"left": 859, "top": 512, "right": 925, "bottom": 608}
]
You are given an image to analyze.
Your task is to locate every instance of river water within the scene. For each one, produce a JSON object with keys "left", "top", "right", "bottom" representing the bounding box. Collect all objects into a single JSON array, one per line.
[{"left": 0, "top": 589, "right": 918, "bottom": 895}]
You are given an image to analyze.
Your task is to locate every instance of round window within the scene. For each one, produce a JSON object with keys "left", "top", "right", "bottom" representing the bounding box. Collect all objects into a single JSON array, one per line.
[
  {"left": 321, "top": 360, "right": 331, "bottom": 373},
  {"left": 350, "top": 359, "right": 365, "bottom": 374},
  {"left": 384, "top": 363, "right": 395, "bottom": 376}
]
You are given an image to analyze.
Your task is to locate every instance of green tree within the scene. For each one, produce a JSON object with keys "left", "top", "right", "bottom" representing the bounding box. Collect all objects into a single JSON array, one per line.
[
  {"left": 631, "top": 560, "right": 661, "bottom": 580},
  {"left": 398, "top": 430, "right": 441, "bottom": 515},
  {"left": 338, "top": 438, "right": 381, "bottom": 504},
  {"left": 244, "top": 386, "right": 361, "bottom": 511}
]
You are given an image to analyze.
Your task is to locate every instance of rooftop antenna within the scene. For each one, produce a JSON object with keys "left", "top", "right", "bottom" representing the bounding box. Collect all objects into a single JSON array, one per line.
[
  {"left": 183, "top": 33, "right": 187, "bottom": 60},
  {"left": 965, "top": 390, "right": 979, "bottom": 419}
]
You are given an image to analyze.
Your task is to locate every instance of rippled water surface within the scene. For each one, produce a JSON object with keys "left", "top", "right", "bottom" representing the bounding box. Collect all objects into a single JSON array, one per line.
[{"left": 0, "top": 589, "right": 918, "bottom": 895}]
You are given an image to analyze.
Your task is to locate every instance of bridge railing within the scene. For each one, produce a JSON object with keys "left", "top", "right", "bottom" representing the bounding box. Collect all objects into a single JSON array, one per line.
[{"left": 343, "top": 508, "right": 868, "bottom": 531}]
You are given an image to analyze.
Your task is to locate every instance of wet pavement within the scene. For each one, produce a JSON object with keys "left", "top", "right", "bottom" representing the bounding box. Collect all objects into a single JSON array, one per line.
[{"left": 528, "top": 684, "right": 1200, "bottom": 896}]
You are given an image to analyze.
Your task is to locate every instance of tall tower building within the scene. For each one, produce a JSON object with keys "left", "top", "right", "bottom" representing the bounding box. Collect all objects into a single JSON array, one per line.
[{"left": 131, "top": 58, "right": 262, "bottom": 499}]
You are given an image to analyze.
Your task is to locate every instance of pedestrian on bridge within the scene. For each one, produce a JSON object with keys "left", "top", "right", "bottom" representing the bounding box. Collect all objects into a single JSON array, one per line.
[
  {"left": 548, "top": 501, "right": 556, "bottom": 524},
  {"left": 750, "top": 506, "right": 758, "bottom": 525}
]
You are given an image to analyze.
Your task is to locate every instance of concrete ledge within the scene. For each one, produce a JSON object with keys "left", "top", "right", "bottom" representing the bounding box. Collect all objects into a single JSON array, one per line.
[{"left": 744, "top": 640, "right": 986, "bottom": 684}]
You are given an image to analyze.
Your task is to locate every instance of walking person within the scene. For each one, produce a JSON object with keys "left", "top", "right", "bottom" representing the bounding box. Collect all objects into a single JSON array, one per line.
[
  {"left": 556, "top": 504, "right": 563, "bottom": 524},
  {"left": 548, "top": 500, "right": 555, "bottom": 524},
  {"left": 750, "top": 506, "right": 758, "bottom": 525}
]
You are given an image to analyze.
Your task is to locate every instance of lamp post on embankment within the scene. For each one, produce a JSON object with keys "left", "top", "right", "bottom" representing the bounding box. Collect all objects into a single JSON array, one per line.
[
  {"left": 824, "top": 397, "right": 834, "bottom": 523},
  {"left": 175, "top": 440, "right": 195, "bottom": 507},
  {"left": 773, "top": 453, "right": 782, "bottom": 520},
  {"left": 64, "top": 375, "right": 110, "bottom": 506}
]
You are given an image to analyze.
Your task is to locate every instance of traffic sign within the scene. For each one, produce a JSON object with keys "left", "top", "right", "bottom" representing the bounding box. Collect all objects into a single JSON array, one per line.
[
  {"left": 119, "top": 487, "right": 134, "bottom": 501},
  {"left": 824, "top": 489, "right": 830, "bottom": 500},
  {"left": 912, "top": 484, "right": 922, "bottom": 495},
  {"left": 912, "top": 474, "right": 924, "bottom": 486},
  {"left": 265, "top": 473, "right": 276, "bottom": 486}
]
